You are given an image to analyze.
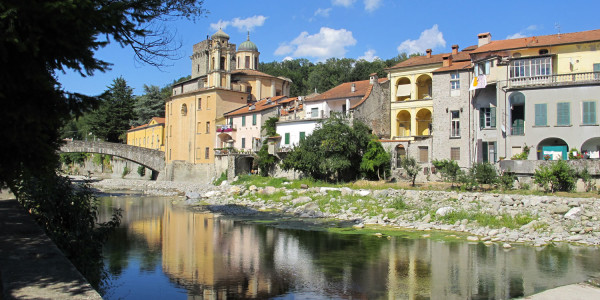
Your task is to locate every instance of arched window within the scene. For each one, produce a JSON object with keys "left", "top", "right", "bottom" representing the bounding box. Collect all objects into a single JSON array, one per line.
[{"left": 181, "top": 103, "right": 188, "bottom": 116}]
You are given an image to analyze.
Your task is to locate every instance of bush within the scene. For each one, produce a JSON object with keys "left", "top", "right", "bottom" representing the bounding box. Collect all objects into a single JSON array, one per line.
[
  {"left": 432, "top": 159, "right": 462, "bottom": 187},
  {"left": 473, "top": 163, "right": 497, "bottom": 185},
  {"left": 533, "top": 160, "right": 576, "bottom": 192},
  {"left": 511, "top": 145, "right": 531, "bottom": 160},
  {"left": 137, "top": 165, "right": 146, "bottom": 177},
  {"left": 121, "top": 166, "right": 130, "bottom": 178},
  {"left": 213, "top": 171, "right": 227, "bottom": 186},
  {"left": 498, "top": 169, "right": 516, "bottom": 190}
]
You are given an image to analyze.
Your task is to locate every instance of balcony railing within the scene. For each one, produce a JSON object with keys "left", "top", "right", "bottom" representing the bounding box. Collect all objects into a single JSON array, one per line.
[
  {"left": 216, "top": 124, "right": 236, "bottom": 133},
  {"left": 508, "top": 71, "right": 600, "bottom": 88}
]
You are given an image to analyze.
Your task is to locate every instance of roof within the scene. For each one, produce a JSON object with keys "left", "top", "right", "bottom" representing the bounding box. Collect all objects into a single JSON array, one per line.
[
  {"left": 211, "top": 28, "right": 229, "bottom": 40},
  {"left": 232, "top": 69, "right": 279, "bottom": 79},
  {"left": 387, "top": 46, "right": 476, "bottom": 70},
  {"left": 307, "top": 78, "right": 387, "bottom": 102},
  {"left": 433, "top": 61, "right": 472, "bottom": 73},
  {"left": 224, "top": 96, "right": 287, "bottom": 117},
  {"left": 127, "top": 117, "right": 165, "bottom": 132},
  {"left": 238, "top": 35, "right": 258, "bottom": 52},
  {"left": 471, "top": 29, "right": 600, "bottom": 54}
]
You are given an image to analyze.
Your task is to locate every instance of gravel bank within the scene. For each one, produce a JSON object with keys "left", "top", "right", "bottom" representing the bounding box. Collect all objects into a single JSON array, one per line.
[{"left": 89, "top": 177, "right": 600, "bottom": 247}]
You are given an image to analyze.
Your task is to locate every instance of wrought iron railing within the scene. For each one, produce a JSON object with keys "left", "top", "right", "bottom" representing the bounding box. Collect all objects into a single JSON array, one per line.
[{"left": 216, "top": 124, "right": 236, "bottom": 132}]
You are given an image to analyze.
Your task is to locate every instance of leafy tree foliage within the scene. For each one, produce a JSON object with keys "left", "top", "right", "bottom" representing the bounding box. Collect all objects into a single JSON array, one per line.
[
  {"left": 432, "top": 159, "right": 461, "bottom": 187},
  {"left": 401, "top": 157, "right": 420, "bottom": 186},
  {"left": 281, "top": 115, "right": 371, "bottom": 182},
  {"left": 88, "top": 77, "right": 136, "bottom": 142},
  {"left": 360, "top": 139, "right": 391, "bottom": 180},
  {"left": 533, "top": 160, "right": 576, "bottom": 192},
  {"left": 0, "top": 0, "right": 205, "bottom": 189},
  {"left": 132, "top": 85, "right": 166, "bottom": 127}
]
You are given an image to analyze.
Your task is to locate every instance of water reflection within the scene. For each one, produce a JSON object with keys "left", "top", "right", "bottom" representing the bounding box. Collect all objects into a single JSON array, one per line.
[{"left": 99, "top": 196, "right": 600, "bottom": 299}]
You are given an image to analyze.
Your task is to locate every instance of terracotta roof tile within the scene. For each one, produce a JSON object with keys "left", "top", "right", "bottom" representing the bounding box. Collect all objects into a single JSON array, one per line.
[
  {"left": 471, "top": 29, "right": 600, "bottom": 54},
  {"left": 224, "top": 96, "right": 287, "bottom": 117},
  {"left": 433, "top": 61, "right": 472, "bottom": 73},
  {"left": 307, "top": 78, "right": 386, "bottom": 102},
  {"left": 127, "top": 117, "right": 165, "bottom": 132}
]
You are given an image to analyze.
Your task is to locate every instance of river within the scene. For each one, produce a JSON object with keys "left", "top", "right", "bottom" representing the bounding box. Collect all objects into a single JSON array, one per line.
[{"left": 98, "top": 194, "right": 600, "bottom": 299}]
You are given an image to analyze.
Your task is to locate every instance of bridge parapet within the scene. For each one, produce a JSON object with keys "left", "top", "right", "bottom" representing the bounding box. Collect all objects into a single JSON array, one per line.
[{"left": 60, "top": 140, "right": 165, "bottom": 172}]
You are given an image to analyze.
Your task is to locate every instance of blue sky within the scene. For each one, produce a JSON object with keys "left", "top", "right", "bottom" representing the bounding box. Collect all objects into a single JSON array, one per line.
[{"left": 57, "top": 0, "right": 600, "bottom": 96}]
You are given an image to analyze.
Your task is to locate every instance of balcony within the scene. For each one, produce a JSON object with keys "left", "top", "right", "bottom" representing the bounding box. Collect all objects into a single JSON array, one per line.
[
  {"left": 508, "top": 71, "right": 600, "bottom": 89},
  {"left": 216, "top": 124, "right": 236, "bottom": 133}
]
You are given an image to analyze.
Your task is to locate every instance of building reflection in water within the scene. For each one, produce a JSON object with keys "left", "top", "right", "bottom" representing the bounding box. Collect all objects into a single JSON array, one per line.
[{"left": 101, "top": 197, "right": 600, "bottom": 299}]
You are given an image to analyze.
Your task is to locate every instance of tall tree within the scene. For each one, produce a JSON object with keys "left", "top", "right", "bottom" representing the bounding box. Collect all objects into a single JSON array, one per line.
[
  {"left": 0, "top": 0, "right": 205, "bottom": 189},
  {"left": 89, "top": 77, "right": 135, "bottom": 142},
  {"left": 132, "top": 85, "right": 166, "bottom": 126}
]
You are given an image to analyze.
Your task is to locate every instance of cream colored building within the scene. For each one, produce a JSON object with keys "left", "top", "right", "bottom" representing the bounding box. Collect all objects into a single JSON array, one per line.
[
  {"left": 165, "top": 30, "right": 292, "bottom": 165},
  {"left": 126, "top": 117, "right": 165, "bottom": 151}
]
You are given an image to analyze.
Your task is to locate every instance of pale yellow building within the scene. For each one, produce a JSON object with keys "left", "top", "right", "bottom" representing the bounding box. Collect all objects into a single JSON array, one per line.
[
  {"left": 126, "top": 117, "right": 165, "bottom": 151},
  {"left": 166, "top": 30, "right": 291, "bottom": 164}
]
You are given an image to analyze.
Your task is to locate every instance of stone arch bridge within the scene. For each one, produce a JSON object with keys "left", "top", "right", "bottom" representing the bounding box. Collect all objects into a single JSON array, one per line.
[{"left": 60, "top": 140, "right": 165, "bottom": 173}]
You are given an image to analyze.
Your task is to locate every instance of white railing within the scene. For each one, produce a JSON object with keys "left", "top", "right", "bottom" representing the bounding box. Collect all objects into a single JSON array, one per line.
[{"left": 509, "top": 72, "right": 600, "bottom": 88}]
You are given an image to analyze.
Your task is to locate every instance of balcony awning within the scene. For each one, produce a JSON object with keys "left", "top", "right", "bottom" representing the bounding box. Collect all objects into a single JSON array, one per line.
[{"left": 395, "top": 85, "right": 411, "bottom": 97}]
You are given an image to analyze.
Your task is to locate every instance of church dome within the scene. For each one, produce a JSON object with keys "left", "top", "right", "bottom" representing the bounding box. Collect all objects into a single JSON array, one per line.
[
  {"left": 211, "top": 28, "right": 229, "bottom": 40},
  {"left": 238, "top": 33, "right": 258, "bottom": 52}
]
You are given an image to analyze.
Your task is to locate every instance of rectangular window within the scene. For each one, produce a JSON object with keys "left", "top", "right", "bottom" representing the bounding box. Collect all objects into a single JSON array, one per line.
[
  {"left": 479, "top": 107, "right": 496, "bottom": 129},
  {"left": 284, "top": 133, "right": 290, "bottom": 145},
  {"left": 196, "top": 122, "right": 202, "bottom": 133},
  {"left": 206, "top": 96, "right": 210, "bottom": 109},
  {"left": 245, "top": 56, "right": 250, "bottom": 68},
  {"left": 582, "top": 101, "right": 597, "bottom": 125},
  {"left": 242, "top": 116, "right": 246, "bottom": 126},
  {"left": 419, "top": 146, "right": 428, "bottom": 163},
  {"left": 241, "top": 138, "right": 246, "bottom": 149},
  {"left": 450, "top": 110, "right": 460, "bottom": 137},
  {"left": 252, "top": 114, "right": 257, "bottom": 125},
  {"left": 482, "top": 142, "right": 496, "bottom": 163},
  {"left": 197, "top": 98, "right": 202, "bottom": 110},
  {"left": 299, "top": 131, "right": 306, "bottom": 141},
  {"left": 205, "top": 147, "right": 210, "bottom": 159},
  {"left": 534, "top": 103, "right": 547, "bottom": 126},
  {"left": 229, "top": 117, "right": 233, "bottom": 126},
  {"left": 450, "top": 147, "right": 460, "bottom": 161},
  {"left": 557, "top": 102, "right": 570, "bottom": 126},
  {"left": 594, "top": 63, "right": 600, "bottom": 79},
  {"left": 206, "top": 121, "right": 210, "bottom": 133},
  {"left": 509, "top": 57, "right": 552, "bottom": 78},
  {"left": 474, "top": 61, "right": 490, "bottom": 76},
  {"left": 450, "top": 72, "right": 460, "bottom": 90},
  {"left": 311, "top": 107, "right": 318, "bottom": 118}
]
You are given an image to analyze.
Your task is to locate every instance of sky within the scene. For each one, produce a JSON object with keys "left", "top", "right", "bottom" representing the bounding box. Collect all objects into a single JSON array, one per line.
[{"left": 57, "top": 0, "right": 600, "bottom": 96}]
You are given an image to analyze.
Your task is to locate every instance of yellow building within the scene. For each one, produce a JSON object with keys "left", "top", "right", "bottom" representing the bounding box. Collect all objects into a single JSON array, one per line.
[
  {"left": 126, "top": 117, "right": 165, "bottom": 151},
  {"left": 166, "top": 30, "right": 291, "bottom": 164}
]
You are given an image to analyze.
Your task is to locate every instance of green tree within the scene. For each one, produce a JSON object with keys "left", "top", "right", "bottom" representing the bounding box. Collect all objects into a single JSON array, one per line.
[
  {"left": 281, "top": 115, "right": 371, "bottom": 182},
  {"left": 432, "top": 159, "right": 462, "bottom": 187},
  {"left": 401, "top": 156, "right": 420, "bottom": 187},
  {"left": 473, "top": 162, "right": 498, "bottom": 185},
  {"left": 360, "top": 139, "right": 391, "bottom": 180},
  {"left": 132, "top": 85, "right": 166, "bottom": 126},
  {"left": 88, "top": 77, "right": 136, "bottom": 142},
  {"left": 533, "top": 160, "right": 576, "bottom": 192}
]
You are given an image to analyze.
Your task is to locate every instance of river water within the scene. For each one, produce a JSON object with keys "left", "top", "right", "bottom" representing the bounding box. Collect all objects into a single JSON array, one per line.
[{"left": 98, "top": 195, "right": 600, "bottom": 299}]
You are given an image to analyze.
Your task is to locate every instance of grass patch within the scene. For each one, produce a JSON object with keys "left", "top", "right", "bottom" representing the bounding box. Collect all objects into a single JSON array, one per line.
[{"left": 435, "top": 210, "right": 536, "bottom": 229}]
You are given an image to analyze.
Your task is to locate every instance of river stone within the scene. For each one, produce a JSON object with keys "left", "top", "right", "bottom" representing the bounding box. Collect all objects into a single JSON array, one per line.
[
  {"left": 552, "top": 205, "right": 570, "bottom": 214},
  {"left": 292, "top": 196, "right": 312, "bottom": 205},
  {"left": 436, "top": 207, "right": 454, "bottom": 217},
  {"left": 185, "top": 191, "right": 201, "bottom": 199},
  {"left": 467, "top": 236, "right": 479, "bottom": 241},
  {"left": 320, "top": 187, "right": 340, "bottom": 193},
  {"left": 204, "top": 191, "right": 220, "bottom": 198},
  {"left": 488, "top": 229, "right": 499, "bottom": 236},
  {"left": 568, "top": 235, "right": 585, "bottom": 242},
  {"left": 355, "top": 190, "right": 371, "bottom": 197},
  {"left": 220, "top": 180, "right": 229, "bottom": 186},
  {"left": 353, "top": 223, "right": 365, "bottom": 229},
  {"left": 421, "top": 214, "right": 431, "bottom": 223},
  {"left": 261, "top": 186, "right": 277, "bottom": 195},
  {"left": 503, "top": 243, "right": 512, "bottom": 249},
  {"left": 300, "top": 184, "right": 309, "bottom": 189},
  {"left": 564, "top": 207, "right": 582, "bottom": 220},
  {"left": 228, "top": 186, "right": 242, "bottom": 195},
  {"left": 249, "top": 185, "right": 258, "bottom": 192}
]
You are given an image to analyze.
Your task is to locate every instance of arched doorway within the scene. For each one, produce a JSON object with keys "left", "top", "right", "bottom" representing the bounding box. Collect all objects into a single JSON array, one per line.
[
  {"left": 395, "top": 145, "right": 406, "bottom": 168},
  {"left": 395, "top": 77, "right": 411, "bottom": 101},
  {"left": 537, "top": 137, "right": 568, "bottom": 160},
  {"left": 396, "top": 110, "right": 411, "bottom": 137},
  {"left": 509, "top": 92, "right": 525, "bottom": 135},
  {"left": 416, "top": 74, "right": 432, "bottom": 99},
  {"left": 581, "top": 137, "right": 600, "bottom": 158},
  {"left": 416, "top": 108, "right": 432, "bottom": 136},
  {"left": 217, "top": 133, "right": 234, "bottom": 149}
]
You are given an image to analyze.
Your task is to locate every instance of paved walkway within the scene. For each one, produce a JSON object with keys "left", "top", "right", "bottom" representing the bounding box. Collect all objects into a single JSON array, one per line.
[{"left": 0, "top": 196, "right": 101, "bottom": 299}]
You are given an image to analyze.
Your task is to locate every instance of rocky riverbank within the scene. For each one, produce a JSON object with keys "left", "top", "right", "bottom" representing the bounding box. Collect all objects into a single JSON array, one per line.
[{"left": 88, "top": 177, "right": 600, "bottom": 247}]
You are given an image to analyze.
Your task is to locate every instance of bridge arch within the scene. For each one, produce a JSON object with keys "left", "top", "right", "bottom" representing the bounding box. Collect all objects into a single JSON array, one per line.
[{"left": 60, "top": 140, "right": 165, "bottom": 173}]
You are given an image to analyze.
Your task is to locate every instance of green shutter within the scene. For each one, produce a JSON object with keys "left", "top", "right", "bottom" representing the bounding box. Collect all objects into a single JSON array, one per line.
[
  {"left": 285, "top": 133, "right": 290, "bottom": 145},
  {"left": 583, "top": 101, "right": 597, "bottom": 125},
  {"left": 490, "top": 107, "right": 496, "bottom": 128},
  {"left": 535, "top": 104, "right": 547, "bottom": 126},
  {"left": 241, "top": 138, "right": 245, "bottom": 149},
  {"left": 299, "top": 132, "right": 305, "bottom": 141},
  {"left": 482, "top": 142, "right": 489, "bottom": 162},
  {"left": 557, "top": 102, "right": 570, "bottom": 126},
  {"left": 252, "top": 114, "right": 257, "bottom": 125},
  {"left": 479, "top": 108, "right": 484, "bottom": 129},
  {"left": 242, "top": 116, "right": 246, "bottom": 126}
]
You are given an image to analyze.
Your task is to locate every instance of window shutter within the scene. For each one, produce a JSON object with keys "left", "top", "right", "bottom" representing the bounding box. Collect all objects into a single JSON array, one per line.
[
  {"left": 583, "top": 101, "right": 597, "bottom": 125},
  {"left": 535, "top": 104, "right": 547, "bottom": 126},
  {"left": 474, "top": 64, "right": 479, "bottom": 77},
  {"left": 479, "top": 108, "right": 484, "bottom": 129},
  {"left": 485, "top": 61, "right": 491, "bottom": 74},
  {"left": 557, "top": 103, "right": 570, "bottom": 125},
  {"left": 252, "top": 114, "right": 257, "bottom": 125},
  {"left": 490, "top": 107, "right": 496, "bottom": 128},
  {"left": 482, "top": 142, "right": 489, "bottom": 162},
  {"left": 285, "top": 133, "right": 290, "bottom": 145},
  {"left": 242, "top": 116, "right": 246, "bottom": 126}
]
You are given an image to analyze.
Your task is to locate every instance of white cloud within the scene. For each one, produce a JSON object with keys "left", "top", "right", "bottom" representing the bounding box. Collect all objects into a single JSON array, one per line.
[
  {"left": 364, "top": 0, "right": 382, "bottom": 12},
  {"left": 209, "top": 15, "right": 267, "bottom": 33},
  {"left": 332, "top": 0, "right": 355, "bottom": 7},
  {"left": 358, "top": 49, "right": 379, "bottom": 62},
  {"left": 397, "top": 24, "right": 446, "bottom": 54},
  {"left": 506, "top": 25, "right": 538, "bottom": 40},
  {"left": 314, "top": 8, "right": 332, "bottom": 17},
  {"left": 282, "top": 56, "right": 294, "bottom": 62},
  {"left": 275, "top": 27, "right": 357, "bottom": 61}
]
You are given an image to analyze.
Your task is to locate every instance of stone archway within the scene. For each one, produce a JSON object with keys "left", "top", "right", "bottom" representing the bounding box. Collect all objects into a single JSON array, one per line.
[{"left": 537, "top": 137, "right": 568, "bottom": 160}]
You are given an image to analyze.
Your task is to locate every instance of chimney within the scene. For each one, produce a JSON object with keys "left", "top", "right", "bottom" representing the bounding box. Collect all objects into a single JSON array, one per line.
[
  {"left": 478, "top": 32, "right": 491, "bottom": 47},
  {"left": 452, "top": 44, "right": 459, "bottom": 54},
  {"left": 442, "top": 54, "right": 452, "bottom": 67},
  {"left": 351, "top": 83, "right": 356, "bottom": 93},
  {"left": 369, "top": 72, "right": 378, "bottom": 84},
  {"left": 426, "top": 49, "right": 432, "bottom": 58}
]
